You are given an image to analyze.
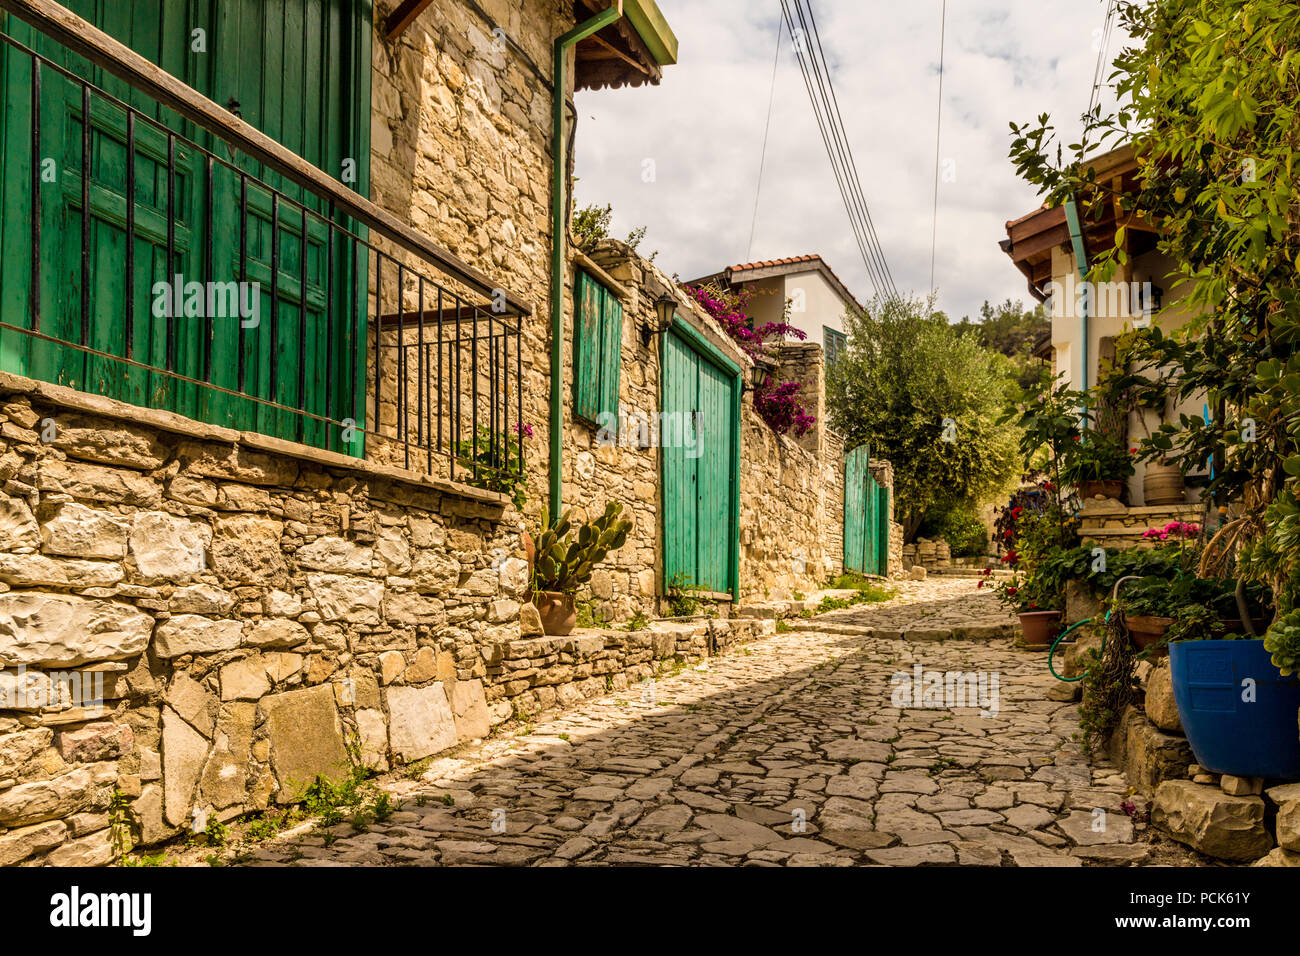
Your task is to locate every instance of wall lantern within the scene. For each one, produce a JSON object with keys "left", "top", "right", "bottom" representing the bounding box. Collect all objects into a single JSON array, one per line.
[
  {"left": 744, "top": 355, "right": 775, "bottom": 393},
  {"left": 640, "top": 292, "right": 678, "bottom": 347}
]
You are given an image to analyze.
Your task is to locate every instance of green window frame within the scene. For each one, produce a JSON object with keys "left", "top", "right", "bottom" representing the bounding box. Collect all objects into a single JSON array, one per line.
[
  {"left": 573, "top": 269, "right": 623, "bottom": 430},
  {"left": 824, "top": 326, "right": 847, "bottom": 368}
]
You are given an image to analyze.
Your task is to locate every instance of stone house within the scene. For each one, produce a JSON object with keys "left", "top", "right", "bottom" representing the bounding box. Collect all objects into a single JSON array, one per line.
[{"left": 0, "top": 0, "right": 897, "bottom": 864}]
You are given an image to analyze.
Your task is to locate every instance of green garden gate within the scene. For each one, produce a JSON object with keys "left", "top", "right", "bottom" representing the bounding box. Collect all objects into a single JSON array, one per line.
[{"left": 844, "top": 444, "right": 889, "bottom": 576}]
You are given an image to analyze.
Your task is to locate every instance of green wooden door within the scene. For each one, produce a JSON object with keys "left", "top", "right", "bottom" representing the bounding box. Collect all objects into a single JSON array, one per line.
[
  {"left": 661, "top": 323, "right": 740, "bottom": 596},
  {"left": 0, "top": 0, "right": 370, "bottom": 449},
  {"left": 844, "top": 444, "right": 888, "bottom": 576}
]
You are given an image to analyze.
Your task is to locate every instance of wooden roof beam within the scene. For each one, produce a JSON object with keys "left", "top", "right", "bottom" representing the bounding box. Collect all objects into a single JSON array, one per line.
[{"left": 383, "top": 0, "right": 434, "bottom": 40}]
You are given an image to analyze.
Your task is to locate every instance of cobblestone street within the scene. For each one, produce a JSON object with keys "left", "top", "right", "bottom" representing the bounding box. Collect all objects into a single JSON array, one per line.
[{"left": 229, "top": 579, "right": 1203, "bottom": 867}]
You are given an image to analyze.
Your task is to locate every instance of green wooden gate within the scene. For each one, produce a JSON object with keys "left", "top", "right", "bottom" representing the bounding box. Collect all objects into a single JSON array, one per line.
[
  {"left": 0, "top": 0, "right": 371, "bottom": 448},
  {"left": 660, "top": 319, "right": 740, "bottom": 597},
  {"left": 844, "top": 444, "right": 889, "bottom": 576}
]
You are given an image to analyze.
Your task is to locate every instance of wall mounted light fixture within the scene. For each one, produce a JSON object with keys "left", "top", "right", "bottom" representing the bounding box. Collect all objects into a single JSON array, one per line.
[{"left": 640, "top": 291, "right": 678, "bottom": 347}]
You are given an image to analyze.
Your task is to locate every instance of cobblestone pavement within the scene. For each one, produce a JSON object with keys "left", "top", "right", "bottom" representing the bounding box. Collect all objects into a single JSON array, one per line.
[{"left": 229, "top": 579, "right": 1204, "bottom": 867}]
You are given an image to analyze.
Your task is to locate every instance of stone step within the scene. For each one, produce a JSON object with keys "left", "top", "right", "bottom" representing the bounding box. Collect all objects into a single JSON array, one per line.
[{"left": 793, "top": 620, "right": 1016, "bottom": 642}]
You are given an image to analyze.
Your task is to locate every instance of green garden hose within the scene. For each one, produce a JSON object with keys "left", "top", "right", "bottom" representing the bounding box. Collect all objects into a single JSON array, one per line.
[
  {"left": 1046, "top": 576, "right": 1141, "bottom": 682},
  {"left": 1048, "top": 615, "right": 1106, "bottom": 682}
]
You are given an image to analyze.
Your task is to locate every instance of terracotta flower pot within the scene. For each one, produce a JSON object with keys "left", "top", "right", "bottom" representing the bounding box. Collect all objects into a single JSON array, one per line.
[
  {"left": 1078, "top": 479, "right": 1125, "bottom": 501},
  {"left": 1018, "top": 610, "right": 1062, "bottom": 646},
  {"left": 1125, "top": 614, "right": 1172, "bottom": 656},
  {"left": 534, "top": 590, "right": 576, "bottom": 636},
  {"left": 1143, "top": 461, "right": 1184, "bottom": 506}
]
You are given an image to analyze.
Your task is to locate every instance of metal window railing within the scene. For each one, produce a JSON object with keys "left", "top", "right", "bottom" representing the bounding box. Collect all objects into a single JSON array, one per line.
[{"left": 0, "top": 1, "right": 527, "bottom": 491}]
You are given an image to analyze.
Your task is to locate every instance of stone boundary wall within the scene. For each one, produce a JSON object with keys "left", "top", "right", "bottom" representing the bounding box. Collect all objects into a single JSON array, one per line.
[
  {"left": 0, "top": 375, "right": 538, "bottom": 865},
  {"left": 739, "top": 404, "right": 846, "bottom": 600},
  {"left": 0, "top": 375, "right": 787, "bottom": 865},
  {"left": 492, "top": 616, "right": 773, "bottom": 718}
]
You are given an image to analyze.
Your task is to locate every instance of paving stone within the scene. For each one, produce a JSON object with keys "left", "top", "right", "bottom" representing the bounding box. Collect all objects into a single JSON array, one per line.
[{"left": 221, "top": 579, "right": 1212, "bottom": 870}]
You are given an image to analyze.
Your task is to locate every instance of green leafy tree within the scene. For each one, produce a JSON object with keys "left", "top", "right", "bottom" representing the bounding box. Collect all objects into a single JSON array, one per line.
[
  {"left": 1008, "top": 0, "right": 1300, "bottom": 627},
  {"left": 827, "top": 295, "right": 1022, "bottom": 540},
  {"left": 954, "top": 298, "right": 1051, "bottom": 390}
]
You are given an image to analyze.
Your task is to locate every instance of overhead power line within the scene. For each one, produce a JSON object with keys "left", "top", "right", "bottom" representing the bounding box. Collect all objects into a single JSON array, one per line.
[
  {"left": 1084, "top": 0, "right": 1117, "bottom": 153},
  {"left": 929, "top": 0, "right": 947, "bottom": 294},
  {"left": 779, "top": 0, "right": 899, "bottom": 302},
  {"left": 747, "top": 24, "right": 783, "bottom": 262}
]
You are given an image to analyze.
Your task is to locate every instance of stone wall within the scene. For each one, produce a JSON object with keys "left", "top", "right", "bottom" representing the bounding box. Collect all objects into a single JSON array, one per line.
[
  {"left": 739, "top": 406, "right": 846, "bottom": 600},
  {"left": 0, "top": 372, "right": 790, "bottom": 865},
  {"left": 369, "top": 0, "right": 562, "bottom": 486},
  {"left": 0, "top": 376, "right": 535, "bottom": 864},
  {"left": 367, "top": 2, "right": 879, "bottom": 615}
]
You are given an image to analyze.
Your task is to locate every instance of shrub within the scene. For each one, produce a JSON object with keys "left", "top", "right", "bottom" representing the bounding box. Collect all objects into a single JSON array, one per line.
[{"left": 918, "top": 502, "right": 988, "bottom": 558}]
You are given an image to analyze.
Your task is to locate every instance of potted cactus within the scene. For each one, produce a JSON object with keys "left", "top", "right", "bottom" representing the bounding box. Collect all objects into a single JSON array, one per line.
[{"left": 530, "top": 502, "right": 633, "bottom": 635}]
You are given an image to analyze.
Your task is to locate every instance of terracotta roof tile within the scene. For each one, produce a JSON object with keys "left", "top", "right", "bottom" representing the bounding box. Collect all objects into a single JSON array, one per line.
[{"left": 706, "top": 254, "right": 866, "bottom": 314}]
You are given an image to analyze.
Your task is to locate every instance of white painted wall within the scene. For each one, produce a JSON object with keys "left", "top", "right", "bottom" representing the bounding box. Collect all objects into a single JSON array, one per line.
[
  {"left": 736, "top": 269, "right": 851, "bottom": 347},
  {"left": 1045, "top": 244, "right": 1207, "bottom": 504}
]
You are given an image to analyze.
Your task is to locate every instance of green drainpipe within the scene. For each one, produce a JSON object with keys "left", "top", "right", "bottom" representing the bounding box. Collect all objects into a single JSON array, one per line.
[
  {"left": 1062, "top": 196, "right": 1090, "bottom": 392},
  {"left": 549, "top": 2, "right": 624, "bottom": 523}
]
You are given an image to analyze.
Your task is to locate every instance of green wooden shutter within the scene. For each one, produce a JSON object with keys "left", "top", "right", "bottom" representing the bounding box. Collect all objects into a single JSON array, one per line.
[
  {"left": 598, "top": 288, "right": 623, "bottom": 427},
  {"left": 573, "top": 270, "right": 602, "bottom": 424},
  {"left": 824, "top": 326, "right": 847, "bottom": 368},
  {"left": 573, "top": 269, "right": 621, "bottom": 429}
]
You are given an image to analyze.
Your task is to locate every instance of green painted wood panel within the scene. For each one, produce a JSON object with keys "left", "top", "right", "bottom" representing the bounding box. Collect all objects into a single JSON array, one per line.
[
  {"left": 598, "top": 285, "right": 622, "bottom": 428},
  {"left": 572, "top": 269, "right": 601, "bottom": 424},
  {"left": 0, "top": 0, "right": 371, "bottom": 453},
  {"left": 661, "top": 328, "right": 696, "bottom": 588},
  {"left": 876, "top": 483, "right": 890, "bottom": 576},
  {"left": 573, "top": 269, "right": 621, "bottom": 430},
  {"left": 844, "top": 444, "right": 887, "bottom": 576},
  {"left": 661, "top": 323, "right": 738, "bottom": 595},
  {"left": 844, "top": 444, "right": 867, "bottom": 572}
]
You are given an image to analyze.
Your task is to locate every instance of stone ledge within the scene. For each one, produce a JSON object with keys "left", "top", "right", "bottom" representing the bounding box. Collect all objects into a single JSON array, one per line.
[
  {"left": 1109, "top": 705, "right": 1193, "bottom": 790},
  {"left": 0, "top": 370, "right": 509, "bottom": 511}
]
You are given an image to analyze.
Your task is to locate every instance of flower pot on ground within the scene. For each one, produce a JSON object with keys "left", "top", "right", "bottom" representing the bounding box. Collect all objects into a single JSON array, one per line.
[
  {"left": 1143, "top": 460, "right": 1185, "bottom": 505},
  {"left": 1018, "top": 610, "right": 1062, "bottom": 646},
  {"left": 1170, "top": 638, "right": 1300, "bottom": 779},
  {"left": 529, "top": 502, "right": 633, "bottom": 636},
  {"left": 533, "top": 591, "right": 576, "bottom": 636}
]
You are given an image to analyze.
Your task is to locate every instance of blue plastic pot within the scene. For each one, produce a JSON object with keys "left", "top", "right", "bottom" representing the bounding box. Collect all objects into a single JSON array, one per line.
[{"left": 1169, "top": 639, "right": 1300, "bottom": 780}]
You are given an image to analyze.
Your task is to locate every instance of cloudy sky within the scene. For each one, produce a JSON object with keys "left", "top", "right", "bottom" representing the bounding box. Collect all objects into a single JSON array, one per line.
[{"left": 574, "top": 0, "right": 1125, "bottom": 322}]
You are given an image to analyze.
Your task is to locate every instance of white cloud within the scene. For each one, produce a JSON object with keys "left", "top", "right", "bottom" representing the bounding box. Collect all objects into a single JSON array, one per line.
[{"left": 573, "top": 0, "right": 1125, "bottom": 321}]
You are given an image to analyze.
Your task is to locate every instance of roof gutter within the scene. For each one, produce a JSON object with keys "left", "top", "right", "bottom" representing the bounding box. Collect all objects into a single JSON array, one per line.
[{"left": 549, "top": 2, "right": 624, "bottom": 522}]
